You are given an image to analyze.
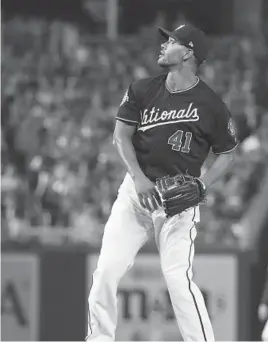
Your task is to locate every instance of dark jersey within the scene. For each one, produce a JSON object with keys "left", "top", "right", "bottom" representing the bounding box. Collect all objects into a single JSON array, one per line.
[{"left": 116, "top": 74, "right": 238, "bottom": 181}]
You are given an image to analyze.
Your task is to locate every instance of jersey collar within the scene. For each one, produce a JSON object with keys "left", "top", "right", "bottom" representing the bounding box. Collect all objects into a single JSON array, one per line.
[{"left": 165, "top": 76, "right": 200, "bottom": 94}]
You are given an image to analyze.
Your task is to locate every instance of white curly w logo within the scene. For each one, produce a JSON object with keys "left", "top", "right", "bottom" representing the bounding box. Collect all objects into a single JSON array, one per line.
[{"left": 120, "top": 89, "right": 129, "bottom": 106}]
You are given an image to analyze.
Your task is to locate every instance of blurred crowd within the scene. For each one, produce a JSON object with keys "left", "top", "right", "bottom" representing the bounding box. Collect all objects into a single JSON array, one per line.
[{"left": 1, "top": 17, "right": 268, "bottom": 246}]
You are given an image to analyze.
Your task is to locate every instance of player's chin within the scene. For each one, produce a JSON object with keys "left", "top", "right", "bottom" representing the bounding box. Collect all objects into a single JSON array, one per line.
[{"left": 157, "top": 57, "right": 167, "bottom": 67}]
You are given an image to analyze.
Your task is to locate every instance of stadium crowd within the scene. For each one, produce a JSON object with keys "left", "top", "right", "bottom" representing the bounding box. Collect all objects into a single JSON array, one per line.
[{"left": 2, "top": 17, "right": 268, "bottom": 246}]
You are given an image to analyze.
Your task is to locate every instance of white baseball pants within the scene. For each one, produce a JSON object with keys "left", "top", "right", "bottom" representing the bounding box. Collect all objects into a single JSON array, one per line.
[
  {"left": 262, "top": 319, "right": 268, "bottom": 341},
  {"left": 87, "top": 173, "right": 214, "bottom": 341}
]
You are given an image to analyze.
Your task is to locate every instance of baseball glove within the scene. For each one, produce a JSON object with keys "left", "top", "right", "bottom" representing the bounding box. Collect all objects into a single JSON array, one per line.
[{"left": 156, "top": 174, "right": 206, "bottom": 217}]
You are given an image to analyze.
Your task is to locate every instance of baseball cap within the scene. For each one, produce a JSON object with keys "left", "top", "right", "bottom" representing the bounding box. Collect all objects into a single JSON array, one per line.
[{"left": 158, "top": 23, "right": 209, "bottom": 63}]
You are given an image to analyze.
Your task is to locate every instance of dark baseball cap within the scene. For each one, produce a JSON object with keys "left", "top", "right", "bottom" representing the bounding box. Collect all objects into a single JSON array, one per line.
[{"left": 158, "top": 23, "right": 209, "bottom": 63}]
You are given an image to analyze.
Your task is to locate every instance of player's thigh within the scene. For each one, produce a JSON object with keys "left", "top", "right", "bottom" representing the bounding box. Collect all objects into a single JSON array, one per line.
[
  {"left": 97, "top": 193, "right": 152, "bottom": 270},
  {"left": 158, "top": 208, "right": 199, "bottom": 273}
]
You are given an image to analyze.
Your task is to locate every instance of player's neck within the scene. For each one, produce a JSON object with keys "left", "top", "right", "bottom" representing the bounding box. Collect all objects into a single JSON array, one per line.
[{"left": 166, "top": 69, "right": 197, "bottom": 92}]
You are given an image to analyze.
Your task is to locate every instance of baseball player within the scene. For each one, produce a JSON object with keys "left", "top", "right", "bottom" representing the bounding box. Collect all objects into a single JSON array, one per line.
[{"left": 87, "top": 23, "right": 238, "bottom": 341}]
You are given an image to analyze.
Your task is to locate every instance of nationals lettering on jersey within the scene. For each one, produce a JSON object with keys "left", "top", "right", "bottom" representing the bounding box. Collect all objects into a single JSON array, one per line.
[
  {"left": 116, "top": 74, "right": 238, "bottom": 181},
  {"left": 139, "top": 102, "right": 199, "bottom": 132}
]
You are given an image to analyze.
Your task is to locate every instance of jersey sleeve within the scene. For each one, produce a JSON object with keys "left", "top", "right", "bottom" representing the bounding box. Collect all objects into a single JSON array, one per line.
[
  {"left": 209, "top": 100, "right": 238, "bottom": 155},
  {"left": 115, "top": 84, "right": 141, "bottom": 126}
]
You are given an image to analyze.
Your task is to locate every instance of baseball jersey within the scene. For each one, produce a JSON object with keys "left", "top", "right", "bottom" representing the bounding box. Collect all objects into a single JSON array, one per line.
[{"left": 116, "top": 74, "right": 238, "bottom": 181}]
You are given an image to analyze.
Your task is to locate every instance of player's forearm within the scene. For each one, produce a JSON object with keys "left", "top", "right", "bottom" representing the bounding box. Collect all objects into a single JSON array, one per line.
[
  {"left": 113, "top": 136, "right": 145, "bottom": 180},
  {"left": 200, "top": 152, "right": 235, "bottom": 188}
]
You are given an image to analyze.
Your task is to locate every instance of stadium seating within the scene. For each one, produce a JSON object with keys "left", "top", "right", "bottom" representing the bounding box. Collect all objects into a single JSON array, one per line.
[{"left": 2, "top": 17, "right": 268, "bottom": 246}]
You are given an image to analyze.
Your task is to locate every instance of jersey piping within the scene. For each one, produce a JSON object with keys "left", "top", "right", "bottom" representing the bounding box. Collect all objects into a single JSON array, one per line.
[
  {"left": 115, "top": 117, "right": 139, "bottom": 124},
  {"left": 165, "top": 77, "right": 200, "bottom": 94},
  {"left": 214, "top": 143, "right": 238, "bottom": 155}
]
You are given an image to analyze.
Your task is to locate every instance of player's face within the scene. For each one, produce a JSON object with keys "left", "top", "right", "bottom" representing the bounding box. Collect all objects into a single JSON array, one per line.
[{"left": 158, "top": 37, "right": 189, "bottom": 68}]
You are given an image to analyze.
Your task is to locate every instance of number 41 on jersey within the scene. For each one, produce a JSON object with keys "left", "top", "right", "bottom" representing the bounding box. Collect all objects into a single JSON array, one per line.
[{"left": 168, "top": 130, "right": 192, "bottom": 153}]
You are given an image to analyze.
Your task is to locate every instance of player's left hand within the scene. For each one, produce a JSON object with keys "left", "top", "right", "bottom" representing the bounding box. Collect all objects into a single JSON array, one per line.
[{"left": 156, "top": 174, "right": 206, "bottom": 217}]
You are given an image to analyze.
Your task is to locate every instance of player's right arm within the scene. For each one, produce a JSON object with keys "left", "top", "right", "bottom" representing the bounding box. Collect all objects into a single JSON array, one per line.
[
  {"left": 113, "top": 120, "right": 144, "bottom": 181},
  {"left": 113, "top": 85, "right": 161, "bottom": 212}
]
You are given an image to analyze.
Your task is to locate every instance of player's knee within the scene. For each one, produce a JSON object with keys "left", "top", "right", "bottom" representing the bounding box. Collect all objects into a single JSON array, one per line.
[
  {"left": 160, "top": 259, "right": 188, "bottom": 281},
  {"left": 95, "top": 258, "right": 129, "bottom": 281},
  {"left": 88, "top": 261, "right": 128, "bottom": 305}
]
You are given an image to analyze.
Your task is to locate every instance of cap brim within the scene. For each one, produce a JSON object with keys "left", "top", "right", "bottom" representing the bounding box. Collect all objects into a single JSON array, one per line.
[{"left": 158, "top": 27, "right": 178, "bottom": 41}]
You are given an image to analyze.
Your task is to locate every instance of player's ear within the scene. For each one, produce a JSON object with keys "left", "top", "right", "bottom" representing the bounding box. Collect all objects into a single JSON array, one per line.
[{"left": 183, "top": 49, "right": 194, "bottom": 61}]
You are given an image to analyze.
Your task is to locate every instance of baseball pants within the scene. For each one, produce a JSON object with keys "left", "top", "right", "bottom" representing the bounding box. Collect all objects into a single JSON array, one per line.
[
  {"left": 87, "top": 173, "right": 215, "bottom": 341},
  {"left": 262, "top": 319, "right": 268, "bottom": 341}
]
